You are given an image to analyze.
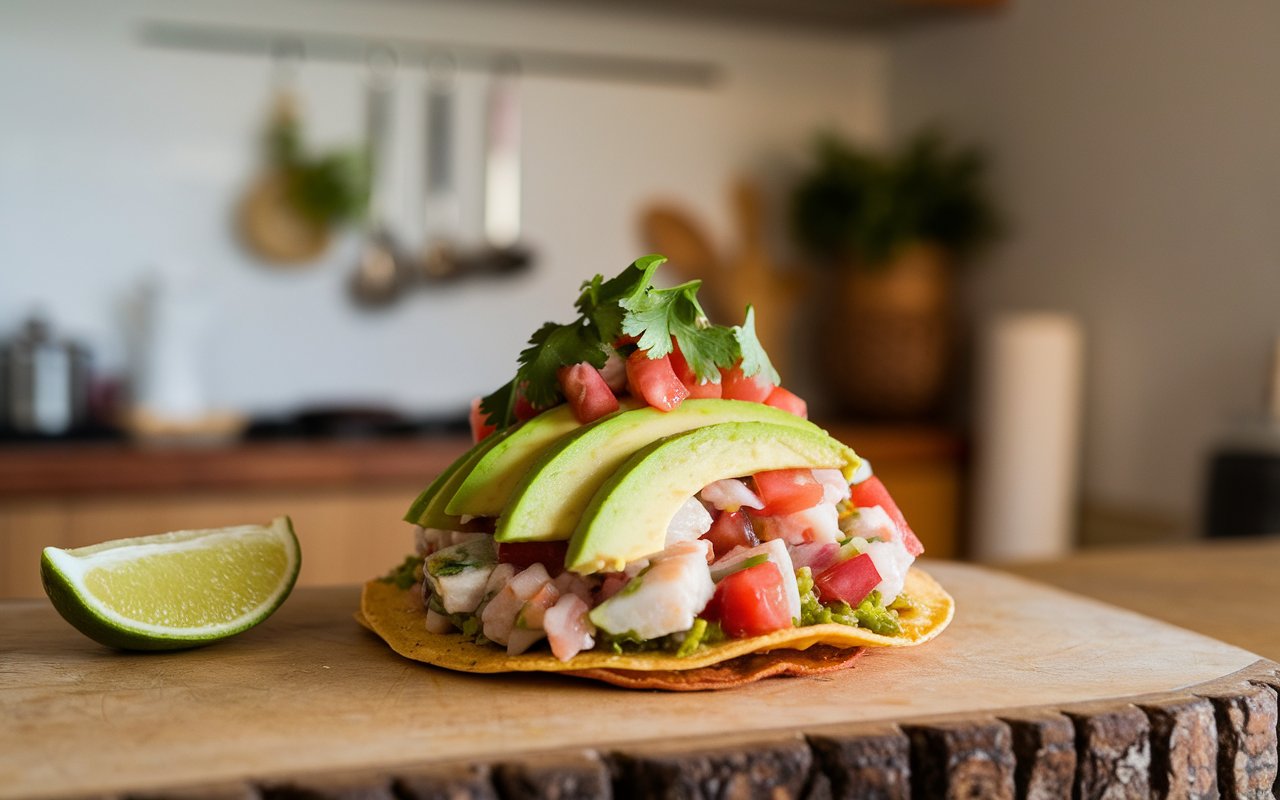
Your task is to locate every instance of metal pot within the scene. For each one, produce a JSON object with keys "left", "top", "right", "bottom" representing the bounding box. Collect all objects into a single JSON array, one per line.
[{"left": 2, "top": 317, "right": 91, "bottom": 436}]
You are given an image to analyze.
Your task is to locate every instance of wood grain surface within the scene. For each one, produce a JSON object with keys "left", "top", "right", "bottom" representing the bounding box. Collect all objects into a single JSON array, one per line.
[
  {"left": 1000, "top": 536, "right": 1280, "bottom": 662},
  {"left": 2, "top": 561, "right": 1277, "bottom": 800}
]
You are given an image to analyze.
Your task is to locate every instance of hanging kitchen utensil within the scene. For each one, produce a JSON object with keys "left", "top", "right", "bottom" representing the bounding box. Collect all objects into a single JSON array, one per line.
[
  {"left": 461, "top": 57, "right": 533, "bottom": 275},
  {"left": 238, "top": 40, "right": 332, "bottom": 266},
  {"left": 419, "top": 56, "right": 462, "bottom": 282},
  {"left": 349, "top": 45, "right": 413, "bottom": 308},
  {"left": 640, "top": 204, "right": 722, "bottom": 307}
]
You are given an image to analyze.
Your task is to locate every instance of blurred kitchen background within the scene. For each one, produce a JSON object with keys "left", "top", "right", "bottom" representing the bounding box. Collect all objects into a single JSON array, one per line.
[{"left": 5, "top": 0, "right": 1280, "bottom": 597}]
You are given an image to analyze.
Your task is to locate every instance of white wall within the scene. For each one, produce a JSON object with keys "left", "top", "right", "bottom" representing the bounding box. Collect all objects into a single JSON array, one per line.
[
  {"left": 890, "top": 0, "right": 1280, "bottom": 528},
  {"left": 0, "top": 0, "right": 888, "bottom": 417}
]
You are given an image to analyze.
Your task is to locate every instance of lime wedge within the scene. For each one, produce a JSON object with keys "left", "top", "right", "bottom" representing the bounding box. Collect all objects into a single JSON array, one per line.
[{"left": 40, "top": 517, "right": 301, "bottom": 651}]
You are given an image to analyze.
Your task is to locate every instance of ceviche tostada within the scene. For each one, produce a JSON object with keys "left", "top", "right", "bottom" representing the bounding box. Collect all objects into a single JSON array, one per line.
[{"left": 361, "top": 255, "right": 953, "bottom": 689}]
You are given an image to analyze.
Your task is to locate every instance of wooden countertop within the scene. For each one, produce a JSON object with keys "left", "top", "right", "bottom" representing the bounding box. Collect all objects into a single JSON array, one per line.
[
  {"left": 998, "top": 535, "right": 1280, "bottom": 661},
  {"left": 2, "top": 550, "right": 1277, "bottom": 799},
  {"left": 0, "top": 424, "right": 961, "bottom": 498},
  {"left": 0, "top": 438, "right": 473, "bottom": 497}
]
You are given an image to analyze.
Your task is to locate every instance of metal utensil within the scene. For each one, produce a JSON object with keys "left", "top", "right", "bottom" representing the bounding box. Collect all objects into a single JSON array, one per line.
[
  {"left": 419, "top": 57, "right": 462, "bottom": 282},
  {"left": 1, "top": 317, "right": 91, "bottom": 436},
  {"left": 460, "top": 58, "right": 532, "bottom": 275},
  {"left": 349, "top": 46, "right": 412, "bottom": 308}
]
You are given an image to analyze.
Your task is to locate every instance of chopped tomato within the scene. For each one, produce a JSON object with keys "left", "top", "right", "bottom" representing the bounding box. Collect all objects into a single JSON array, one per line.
[
  {"left": 764, "top": 386, "right": 808, "bottom": 418},
  {"left": 703, "top": 562, "right": 792, "bottom": 638},
  {"left": 625, "top": 350, "right": 690, "bottom": 412},
  {"left": 669, "top": 347, "right": 722, "bottom": 399},
  {"left": 468, "top": 397, "right": 496, "bottom": 443},
  {"left": 700, "top": 510, "right": 760, "bottom": 559},
  {"left": 720, "top": 364, "right": 774, "bottom": 403},
  {"left": 557, "top": 363, "right": 620, "bottom": 424},
  {"left": 753, "top": 469, "right": 824, "bottom": 516},
  {"left": 513, "top": 392, "right": 541, "bottom": 422},
  {"left": 850, "top": 476, "right": 924, "bottom": 556},
  {"left": 814, "top": 553, "right": 881, "bottom": 606},
  {"left": 497, "top": 541, "right": 569, "bottom": 576}
]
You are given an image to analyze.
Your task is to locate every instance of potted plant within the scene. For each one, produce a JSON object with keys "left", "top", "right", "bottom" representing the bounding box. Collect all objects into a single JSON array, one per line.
[{"left": 791, "top": 129, "right": 999, "bottom": 417}]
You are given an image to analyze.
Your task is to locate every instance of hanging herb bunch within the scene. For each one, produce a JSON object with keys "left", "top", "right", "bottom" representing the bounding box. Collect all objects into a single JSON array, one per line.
[
  {"left": 265, "top": 105, "right": 371, "bottom": 225},
  {"left": 791, "top": 129, "right": 1000, "bottom": 269}
]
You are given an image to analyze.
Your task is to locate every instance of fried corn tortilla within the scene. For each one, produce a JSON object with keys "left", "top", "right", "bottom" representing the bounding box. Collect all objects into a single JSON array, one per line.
[{"left": 359, "top": 566, "right": 953, "bottom": 688}]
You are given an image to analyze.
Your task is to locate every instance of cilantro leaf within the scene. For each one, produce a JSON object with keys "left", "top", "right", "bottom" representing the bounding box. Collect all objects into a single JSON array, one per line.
[
  {"left": 576, "top": 255, "right": 662, "bottom": 341},
  {"left": 620, "top": 278, "right": 735, "bottom": 382},
  {"left": 732, "top": 305, "right": 781, "bottom": 385},
  {"left": 620, "top": 279, "right": 701, "bottom": 358},
  {"left": 517, "top": 322, "right": 608, "bottom": 408},
  {"left": 478, "top": 379, "right": 516, "bottom": 430}
]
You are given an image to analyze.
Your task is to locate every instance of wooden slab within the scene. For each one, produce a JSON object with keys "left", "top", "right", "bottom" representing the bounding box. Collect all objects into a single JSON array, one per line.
[{"left": 1, "top": 561, "right": 1275, "bottom": 800}]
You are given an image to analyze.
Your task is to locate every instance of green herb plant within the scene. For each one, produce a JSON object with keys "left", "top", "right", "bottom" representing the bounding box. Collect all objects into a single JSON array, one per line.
[
  {"left": 266, "top": 110, "right": 370, "bottom": 225},
  {"left": 791, "top": 129, "right": 999, "bottom": 269}
]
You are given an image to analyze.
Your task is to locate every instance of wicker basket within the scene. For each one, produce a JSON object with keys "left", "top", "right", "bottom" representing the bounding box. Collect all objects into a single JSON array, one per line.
[{"left": 818, "top": 242, "right": 953, "bottom": 418}]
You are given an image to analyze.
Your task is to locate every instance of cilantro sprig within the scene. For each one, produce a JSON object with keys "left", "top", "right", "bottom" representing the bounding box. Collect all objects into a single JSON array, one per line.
[{"left": 479, "top": 255, "right": 781, "bottom": 430}]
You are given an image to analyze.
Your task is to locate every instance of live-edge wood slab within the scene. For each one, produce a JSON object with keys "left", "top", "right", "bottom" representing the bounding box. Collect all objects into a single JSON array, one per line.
[{"left": 2, "top": 561, "right": 1276, "bottom": 800}]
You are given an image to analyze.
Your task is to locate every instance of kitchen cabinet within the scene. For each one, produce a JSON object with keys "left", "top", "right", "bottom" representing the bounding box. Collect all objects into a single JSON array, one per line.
[
  {"left": 0, "top": 439, "right": 467, "bottom": 600},
  {"left": 0, "top": 426, "right": 963, "bottom": 598}
]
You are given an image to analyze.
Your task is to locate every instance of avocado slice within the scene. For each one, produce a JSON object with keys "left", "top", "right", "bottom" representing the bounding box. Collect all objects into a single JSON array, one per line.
[
  {"left": 565, "top": 421, "right": 859, "bottom": 574},
  {"left": 446, "top": 402, "right": 636, "bottom": 518},
  {"left": 496, "top": 400, "right": 819, "bottom": 544},
  {"left": 403, "top": 440, "right": 487, "bottom": 523},
  {"left": 412, "top": 429, "right": 512, "bottom": 530}
]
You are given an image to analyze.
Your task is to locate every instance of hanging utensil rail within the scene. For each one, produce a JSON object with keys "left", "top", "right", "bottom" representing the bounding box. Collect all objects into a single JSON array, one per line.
[{"left": 138, "top": 20, "right": 721, "bottom": 89}]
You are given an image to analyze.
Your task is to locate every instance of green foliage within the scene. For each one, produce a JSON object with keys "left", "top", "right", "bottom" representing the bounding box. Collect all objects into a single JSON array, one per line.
[
  {"left": 379, "top": 554, "right": 423, "bottom": 590},
  {"left": 267, "top": 114, "right": 370, "bottom": 224},
  {"left": 791, "top": 128, "right": 1000, "bottom": 268}
]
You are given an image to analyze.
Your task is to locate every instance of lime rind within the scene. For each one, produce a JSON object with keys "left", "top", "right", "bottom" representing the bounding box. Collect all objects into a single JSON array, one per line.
[{"left": 40, "top": 517, "right": 301, "bottom": 651}]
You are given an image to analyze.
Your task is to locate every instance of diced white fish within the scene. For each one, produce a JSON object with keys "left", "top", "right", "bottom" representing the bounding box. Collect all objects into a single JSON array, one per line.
[
  {"left": 483, "top": 563, "right": 517, "bottom": 597},
  {"left": 544, "top": 594, "right": 596, "bottom": 662},
  {"left": 787, "top": 541, "right": 841, "bottom": 575},
  {"left": 509, "top": 563, "right": 553, "bottom": 598},
  {"left": 506, "top": 627, "right": 546, "bottom": 656},
  {"left": 431, "top": 568, "right": 492, "bottom": 615},
  {"left": 863, "top": 539, "right": 913, "bottom": 605},
  {"left": 589, "top": 539, "right": 715, "bottom": 640},
  {"left": 845, "top": 505, "right": 899, "bottom": 545},
  {"left": 425, "top": 608, "right": 455, "bottom": 634},
  {"left": 850, "top": 457, "right": 874, "bottom": 485},
  {"left": 416, "top": 527, "right": 491, "bottom": 557},
  {"left": 709, "top": 539, "right": 801, "bottom": 623},
  {"left": 480, "top": 588, "right": 523, "bottom": 645},
  {"left": 699, "top": 479, "right": 764, "bottom": 513},
  {"left": 519, "top": 582, "right": 561, "bottom": 630},
  {"left": 552, "top": 571, "right": 594, "bottom": 603},
  {"left": 811, "top": 469, "right": 852, "bottom": 506},
  {"left": 665, "top": 496, "right": 714, "bottom": 546},
  {"left": 756, "top": 503, "right": 843, "bottom": 545},
  {"left": 481, "top": 563, "right": 553, "bottom": 645},
  {"left": 424, "top": 537, "right": 498, "bottom": 614},
  {"left": 415, "top": 526, "right": 446, "bottom": 556}
]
